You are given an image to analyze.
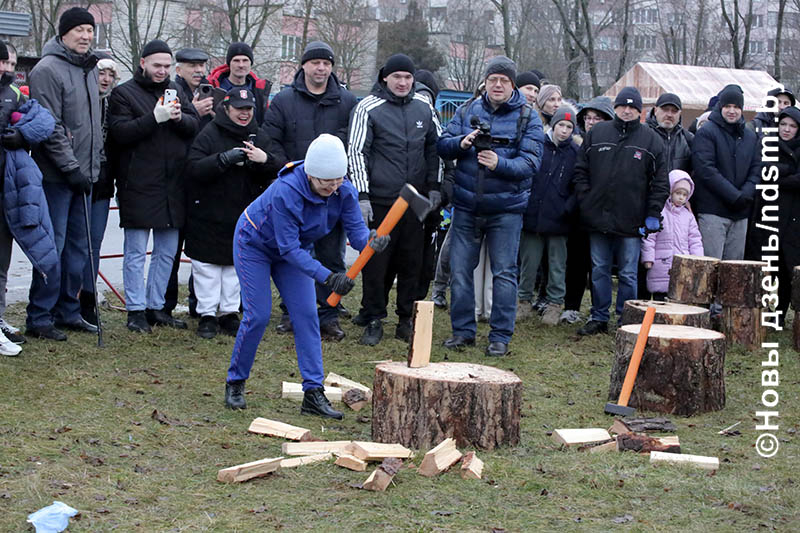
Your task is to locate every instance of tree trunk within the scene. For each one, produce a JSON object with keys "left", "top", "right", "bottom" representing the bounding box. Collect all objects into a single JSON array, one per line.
[
  {"left": 372, "top": 362, "right": 522, "bottom": 450},
  {"left": 721, "top": 306, "right": 764, "bottom": 349},
  {"left": 610, "top": 324, "right": 726, "bottom": 416},
  {"left": 620, "top": 299, "right": 711, "bottom": 329},
  {"left": 667, "top": 255, "right": 720, "bottom": 305},
  {"left": 717, "top": 260, "right": 766, "bottom": 308}
]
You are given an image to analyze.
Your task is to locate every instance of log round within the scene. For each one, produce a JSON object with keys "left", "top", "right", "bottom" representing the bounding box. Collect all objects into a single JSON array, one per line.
[
  {"left": 794, "top": 314, "right": 800, "bottom": 352},
  {"left": 372, "top": 362, "right": 522, "bottom": 450},
  {"left": 721, "top": 306, "right": 764, "bottom": 349},
  {"left": 610, "top": 325, "right": 726, "bottom": 416},
  {"left": 792, "top": 266, "right": 800, "bottom": 311},
  {"left": 717, "top": 260, "right": 766, "bottom": 308},
  {"left": 620, "top": 300, "right": 711, "bottom": 329},
  {"left": 667, "top": 255, "right": 720, "bottom": 305}
]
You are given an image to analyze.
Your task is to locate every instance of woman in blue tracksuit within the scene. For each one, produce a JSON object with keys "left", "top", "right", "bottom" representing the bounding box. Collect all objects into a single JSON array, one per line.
[{"left": 224, "top": 134, "right": 389, "bottom": 418}]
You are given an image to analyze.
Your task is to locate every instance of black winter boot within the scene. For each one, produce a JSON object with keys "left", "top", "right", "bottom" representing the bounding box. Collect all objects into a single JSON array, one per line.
[
  {"left": 301, "top": 387, "right": 343, "bottom": 419},
  {"left": 225, "top": 380, "right": 246, "bottom": 410}
]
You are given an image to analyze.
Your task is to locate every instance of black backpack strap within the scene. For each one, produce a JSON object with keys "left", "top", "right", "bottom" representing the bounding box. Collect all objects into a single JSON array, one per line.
[{"left": 514, "top": 103, "right": 532, "bottom": 155}]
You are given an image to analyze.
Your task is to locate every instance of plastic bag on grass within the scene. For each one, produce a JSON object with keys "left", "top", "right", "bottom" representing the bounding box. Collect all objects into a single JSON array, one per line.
[{"left": 27, "top": 501, "right": 79, "bottom": 532}]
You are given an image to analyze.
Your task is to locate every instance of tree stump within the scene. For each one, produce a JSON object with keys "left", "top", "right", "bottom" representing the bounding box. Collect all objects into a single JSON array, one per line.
[
  {"left": 794, "top": 314, "right": 800, "bottom": 352},
  {"left": 721, "top": 306, "right": 765, "bottom": 349},
  {"left": 717, "top": 260, "right": 766, "bottom": 308},
  {"left": 372, "top": 362, "right": 522, "bottom": 450},
  {"left": 792, "top": 266, "right": 800, "bottom": 311},
  {"left": 610, "top": 325, "right": 726, "bottom": 416},
  {"left": 620, "top": 300, "right": 711, "bottom": 329},
  {"left": 667, "top": 255, "right": 720, "bottom": 305}
]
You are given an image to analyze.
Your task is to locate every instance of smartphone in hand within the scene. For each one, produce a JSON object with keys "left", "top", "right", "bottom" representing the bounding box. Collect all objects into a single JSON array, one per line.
[{"left": 163, "top": 89, "right": 178, "bottom": 105}]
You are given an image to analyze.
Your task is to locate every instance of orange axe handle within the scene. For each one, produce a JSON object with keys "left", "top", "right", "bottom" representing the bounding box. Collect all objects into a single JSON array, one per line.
[
  {"left": 616, "top": 306, "right": 656, "bottom": 408},
  {"left": 326, "top": 196, "right": 410, "bottom": 307}
]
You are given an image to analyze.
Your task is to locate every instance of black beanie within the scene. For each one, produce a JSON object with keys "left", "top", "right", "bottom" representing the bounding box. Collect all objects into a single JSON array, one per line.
[
  {"left": 381, "top": 54, "right": 415, "bottom": 77},
  {"left": 484, "top": 55, "right": 516, "bottom": 84},
  {"left": 59, "top": 7, "right": 95, "bottom": 37},
  {"left": 226, "top": 42, "right": 254, "bottom": 65},
  {"left": 414, "top": 69, "right": 439, "bottom": 100},
  {"left": 301, "top": 41, "right": 335, "bottom": 65},
  {"left": 141, "top": 39, "right": 172, "bottom": 58},
  {"left": 614, "top": 86, "right": 643, "bottom": 112},
  {"left": 0, "top": 41, "right": 7, "bottom": 61},
  {"left": 516, "top": 71, "right": 540, "bottom": 89},
  {"left": 718, "top": 84, "right": 744, "bottom": 109}
]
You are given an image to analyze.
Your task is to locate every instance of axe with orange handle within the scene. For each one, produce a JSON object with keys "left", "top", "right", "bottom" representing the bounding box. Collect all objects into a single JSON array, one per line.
[
  {"left": 604, "top": 306, "right": 656, "bottom": 417},
  {"left": 327, "top": 184, "right": 436, "bottom": 307}
]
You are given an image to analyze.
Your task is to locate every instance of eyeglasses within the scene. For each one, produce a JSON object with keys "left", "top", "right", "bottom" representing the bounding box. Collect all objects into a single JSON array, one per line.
[{"left": 486, "top": 76, "right": 512, "bottom": 86}]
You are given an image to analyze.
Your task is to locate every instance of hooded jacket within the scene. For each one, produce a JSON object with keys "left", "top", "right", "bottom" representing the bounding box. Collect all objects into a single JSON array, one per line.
[
  {"left": 691, "top": 106, "right": 760, "bottom": 220},
  {"left": 207, "top": 64, "right": 272, "bottom": 126},
  {"left": 108, "top": 68, "right": 199, "bottom": 229},
  {"left": 264, "top": 69, "right": 357, "bottom": 168},
  {"left": 348, "top": 77, "right": 441, "bottom": 205},
  {"left": 29, "top": 36, "right": 102, "bottom": 185},
  {"left": 576, "top": 96, "right": 614, "bottom": 133},
  {"left": 640, "top": 172, "right": 704, "bottom": 293},
  {"left": 572, "top": 115, "right": 669, "bottom": 236},
  {"left": 523, "top": 130, "right": 579, "bottom": 235},
  {"left": 0, "top": 71, "right": 24, "bottom": 187},
  {"left": 184, "top": 107, "right": 273, "bottom": 265},
  {"left": 646, "top": 109, "right": 694, "bottom": 173},
  {"left": 241, "top": 162, "right": 370, "bottom": 283},
  {"left": 437, "top": 90, "right": 544, "bottom": 215},
  {"left": 3, "top": 99, "right": 59, "bottom": 283}
]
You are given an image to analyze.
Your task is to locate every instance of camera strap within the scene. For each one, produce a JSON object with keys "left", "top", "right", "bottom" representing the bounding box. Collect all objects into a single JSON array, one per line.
[{"left": 513, "top": 104, "right": 532, "bottom": 156}]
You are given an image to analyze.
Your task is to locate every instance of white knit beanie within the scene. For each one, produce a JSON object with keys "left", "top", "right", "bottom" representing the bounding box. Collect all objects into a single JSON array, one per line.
[
  {"left": 97, "top": 58, "right": 119, "bottom": 78},
  {"left": 304, "top": 134, "right": 348, "bottom": 180}
]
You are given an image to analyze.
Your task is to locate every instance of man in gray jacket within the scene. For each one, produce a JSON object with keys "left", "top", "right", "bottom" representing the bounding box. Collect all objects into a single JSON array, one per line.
[{"left": 26, "top": 7, "right": 102, "bottom": 340}]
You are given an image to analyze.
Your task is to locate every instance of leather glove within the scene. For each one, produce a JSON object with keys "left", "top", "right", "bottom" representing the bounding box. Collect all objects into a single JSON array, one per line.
[
  {"left": 325, "top": 272, "right": 355, "bottom": 296},
  {"left": 153, "top": 101, "right": 171, "bottom": 123},
  {"left": 639, "top": 216, "right": 662, "bottom": 236},
  {"left": 359, "top": 199, "right": 373, "bottom": 224},
  {"left": 64, "top": 167, "right": 92, "bottom": 195},
  {"left": 368, "top": 229, "right": 391, "bottom": 254},
  {"left": 733, "top": 194, "right": 753, "bottom": 210},
  {"left": 1, "top": 128, "right": 25, "bottom": 150},
  {"left": 428, "top": 190, "right": 442, "bottom": 210},
  {"left": 218, "top": 148, "right": 247, "bottom": 168}
]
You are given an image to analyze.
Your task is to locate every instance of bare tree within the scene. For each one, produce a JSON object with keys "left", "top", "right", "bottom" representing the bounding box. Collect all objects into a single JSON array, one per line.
[
  {"left": 299, "top": 0, "right": 314, "bottom": 52},
  {"left": 314, "top": 0, "right": 378, "bottom": 88},
  {"left": 112, "top": 0, "right": 170, "bottom": 73},
  {"left": 26, "top": 0, "right": 65, "bottom": 55},
  {"left": 445, "top": 0, "right": 493, "bottom": 92},
  {"left": 224, "top": 0, "right": 281, "bottom": 49},
  {"left": 774, "top": 0, "right": 788, "bottom": 79},
  {"left": 613, "top": 0, "right": 631, "bottom": 80},
  {"left": 720, "top": 0, "right": 755, "bottom": 68}
]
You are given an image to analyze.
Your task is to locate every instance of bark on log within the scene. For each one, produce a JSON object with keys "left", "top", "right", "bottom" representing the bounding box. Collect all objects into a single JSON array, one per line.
[
  {"left": 372, "top": 362, "right": 522, "bottom": 450},
  {"left": 793, "top": 266, "right": 800, "bottom": 311},
  {"left": 610, "top": 324, "right": 726, "bottom": 416},
  {"left": 667, "top": 255, "right": 720, "bottom": 305},
  {"left": 721, "top": 306, "right": 765, "bottom": 349},
  {"left": 794, "top": 313, "right": 800, "bottom": 352},
  {"left": 616, "top": 433, "right": 681, "bottom": 454},
  {"left": 620, "top": 300, "right": 711, "bottom": 329},
  {"left": 717, "top": 260, "right": 766, "bottom": 308}
]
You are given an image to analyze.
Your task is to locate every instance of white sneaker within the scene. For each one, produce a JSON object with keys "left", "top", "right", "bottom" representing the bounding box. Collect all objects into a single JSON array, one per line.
[
  {"left": 0, "top": 317, "right": 20, "bottom": 334},
  {"left": 559, "top": 310, "right": 583, "bottom": 324},
  {"left": 0, "top": 329, "right": 21, "bottom": 356}
]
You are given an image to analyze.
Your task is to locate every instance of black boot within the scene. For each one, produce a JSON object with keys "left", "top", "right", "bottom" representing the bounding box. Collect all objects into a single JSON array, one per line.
[
  {"left": 395, "top": 319, "right": 413, "bottom": 342},
  {"left": 146, "top": 308, "right": 188, "bottom": 329},
  {"left": 275, "top": 314, "right": 293, "bottom": 334},
  {"left": 359, "top": 319, "right": 383, "bottom": 346},
  {"left": 127, "top": 311, "right": 152, "bottom": 333},
  {"left": 80, "top": 291, "right": 98, "bottom": 326},
  {"left": 225, "top": 380, "right": 246, "bottom": 409},
  {"left": 301, "top": 387, "right": 343, "bottom": 419},
  {"left": 196, "top": 316, "right": 218, "bottom": 339},
  {"left": 218, "top": 313, "right": 240, "bottom": 337}
]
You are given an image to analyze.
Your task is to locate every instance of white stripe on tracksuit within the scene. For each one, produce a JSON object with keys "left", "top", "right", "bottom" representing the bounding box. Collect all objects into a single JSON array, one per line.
[{"left": 347, "top": 95, "right": 385, "bottom": 194}]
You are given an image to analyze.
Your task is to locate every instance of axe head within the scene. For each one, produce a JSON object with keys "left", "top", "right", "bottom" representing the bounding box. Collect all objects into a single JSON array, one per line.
[{"left": 399, "top": 184, "right": 436, "bottom": 221}]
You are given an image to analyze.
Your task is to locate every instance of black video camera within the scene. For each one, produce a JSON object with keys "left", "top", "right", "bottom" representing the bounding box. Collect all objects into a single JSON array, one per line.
[{"left": 470, "top": 116, "right": 510, "bottom": 152}]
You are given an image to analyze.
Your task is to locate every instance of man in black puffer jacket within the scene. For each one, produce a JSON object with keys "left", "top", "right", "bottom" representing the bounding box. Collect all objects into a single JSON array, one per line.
[
  {"left": 263, "top": 41, "right": 357, "bottom": 341},
  {"left": 108, "top": 40, "right": 199, "bottom": 333},
  {"left": 573, "top": 86, "right": 669, "bottom": 335},
  {"left": 646, "top": 93, "right": 693, "bottom": 173},
  {"left": 347, "top": 53, "right": 440, "bottom": 347}
]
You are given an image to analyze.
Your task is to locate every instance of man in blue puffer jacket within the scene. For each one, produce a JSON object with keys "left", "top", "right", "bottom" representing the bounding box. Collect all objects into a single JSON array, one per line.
[{"left": 437, "top": 56, "right": 544, "bottom": 357}]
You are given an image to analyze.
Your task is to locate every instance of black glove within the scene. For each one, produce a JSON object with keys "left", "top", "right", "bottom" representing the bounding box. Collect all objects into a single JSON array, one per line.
[
  {"left": 64, "top": 167, "right": 92, "bottom": 195},
  {"left": 1, "top": 128, "right": 25, "bottom": 150},
  {"left": 218, "top": 148, "right": 247, "bottom": 168},
  {"left": 732, "top": 194, "right": 753, "bottom": 210},
  {"left": 428, "top": 190, "right": 442, "bottom": 210},
  {"left": 325, "top": 272, "right": 355, "bottom": 296},
  {"left": 368, "top": 229, "right": 391, "bottom": 254},
  {"left": 441, "top": 178, "right": 454, "bottom": 207}
]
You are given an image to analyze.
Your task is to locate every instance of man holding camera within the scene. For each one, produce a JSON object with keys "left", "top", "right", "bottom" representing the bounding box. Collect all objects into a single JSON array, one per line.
[{"left": 437, "top": 56, "right": 543, "bottom": 356}]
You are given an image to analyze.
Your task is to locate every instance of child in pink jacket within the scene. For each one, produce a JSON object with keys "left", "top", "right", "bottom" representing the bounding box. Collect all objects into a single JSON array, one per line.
[{"left": 641, "top": 170, "right": 704, "bottom": 298}]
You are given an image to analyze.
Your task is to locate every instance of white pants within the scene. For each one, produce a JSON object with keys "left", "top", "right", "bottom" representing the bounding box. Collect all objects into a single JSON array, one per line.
[
  {"left": 191, "top": 260, "right": 240, "bottom": 316},
  {"left": 474, "top": 239, "right": 493, "bottom": 320}
]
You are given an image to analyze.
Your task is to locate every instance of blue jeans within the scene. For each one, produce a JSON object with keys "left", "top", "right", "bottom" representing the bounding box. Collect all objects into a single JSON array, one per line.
[
  {"left": 123, "top": 228, "right": 179, "bottom": 311},
  {"left": 227, "top": 217, "right": 324, "bottom": 389},
  {"left": 27, "top": 182, "right": 88, "bottom": 327},
  {"left": 588, "top": 233, "right": 640, "bottom": 323},
  {"left": 449, "top": 209, "right": 523, "bottom": 344},
  {"left": 82, "top": 198, "right": 110, "bottom": 294}
]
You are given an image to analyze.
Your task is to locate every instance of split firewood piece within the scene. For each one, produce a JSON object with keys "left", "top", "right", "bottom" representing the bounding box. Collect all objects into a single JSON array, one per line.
[
  {"left": 282, "top": 440, "right": 352, "bottom": 456},
  {"left": 588, "top": 440, "right": 619, "bottom": 454},
  {"left": 335, "top": 453, "right": 368, "bottom": 472},
  {"left": 363, "top": 457, "right": 403, "bottom": 492},
  {"left": 217, "top": 457, "right": 283, "bottom": 483},
  {"left": 649, "top": 450, "right": 719, "bottom": 470},
  {"left": 609, "top": 417, "right": 677, "bottom": 435},
  {"left": 324, "top": 372, "right": 372, "bottom": 400},
  {"left": 343, "top": 388, "right": 369, "bottom": 411},
  {"left": 281, "top": 381, "right": 342, "bottom": 402},
  {"left": 247, "top": 418, "right": 311, "bottom": 441},
  {"left": 460, "top": 451, "right": 484, "bottom": 480},
  {"left": 552, "top": 428, "right": 613, "bottom": 447},
  {"left": 418, "top": 438, "right": 463, "bottom": 477},
  {"left": 407, "top": 300, "right": 434, "bottom": 368},
  {"left": 279, "top": 453, "right": 332, "bottom": 469},
  {"left": 617, "top": 434, "right": 681, "bottom": 454},
  {"left": 346, "top": 441, "right": 414, "bottom": 461}
]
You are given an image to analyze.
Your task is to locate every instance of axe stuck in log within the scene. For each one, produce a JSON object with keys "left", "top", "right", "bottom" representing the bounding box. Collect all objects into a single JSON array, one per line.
[{"left": 327, "top": 184, "right": 436, "bottom": 307}]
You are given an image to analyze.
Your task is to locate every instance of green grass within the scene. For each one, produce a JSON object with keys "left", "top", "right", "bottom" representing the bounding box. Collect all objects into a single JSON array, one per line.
[{"left": 1, "top": 286, "right": 798, "bottom": 532}]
